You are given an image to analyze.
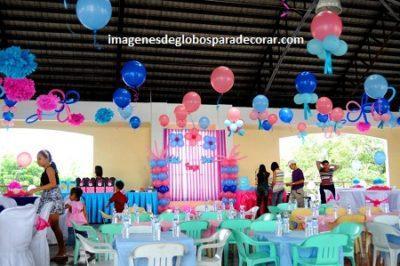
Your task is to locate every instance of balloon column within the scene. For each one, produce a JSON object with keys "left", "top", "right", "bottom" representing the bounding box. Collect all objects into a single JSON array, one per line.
[
  {"left": 150, "top": 144, "right": 170, "bottom": 213},
  {"left": 210, "top": 66, "right": 234, "bottom": 106},
  {"left": 225, "top": 107, "right": 245, "bottom": 136},
  {"left": 294, "top": 72, "right": 318, "bottom": 120},
  {"left": 307, "top": 11, "right": 347, "bottom": 74}
]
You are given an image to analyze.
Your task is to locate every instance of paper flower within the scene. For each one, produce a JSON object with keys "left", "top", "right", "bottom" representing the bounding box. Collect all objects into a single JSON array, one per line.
[
  {"left": 3, "top": 77, "right": 35, "bottom": 101},
  {"left": 68, "top": 113, "right": 85, "bottom": 126},
  {"left": 185, "top": 128, "right": 202, "bottom": 146},
  {"left": 0, "top": 46, "right": 37, "bottom": 78},
  {"left": 94, "top": 108, "right": 114, "bottom": 125},
  {"left": 203, "top": 135, "right": 216, "bottom": 150},
  {"left": 36, "top": 94, "right": 59, "bottom": 111},
  {"left": 169, "top": 132, "right": 184, "bottom": 147}
]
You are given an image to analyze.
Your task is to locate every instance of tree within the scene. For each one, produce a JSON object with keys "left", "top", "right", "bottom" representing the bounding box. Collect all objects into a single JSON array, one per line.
[{"left": 0, "top": 155, "right": 42, "bottom": 187}]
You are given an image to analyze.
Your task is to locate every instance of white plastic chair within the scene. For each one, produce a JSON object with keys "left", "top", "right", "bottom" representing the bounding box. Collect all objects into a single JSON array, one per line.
[
  {"left": 195, "top": 229, "right": 232, "bottom": 266},
  {"left": 100, "top": 211, "right": 112, "bottom": 223},
  {"left": 0, "top": 196, "right": 17, "bottom": 208},
  {"left": 128, "top": 225, "right": 153, "bottom": 234},
  {"left": 373, "top": 215, "right": 399, "bottom": 226},
  {"left": 129, "top": 243, "right": 185, "bottom": 266},
  {"left": 367, "top": 222, "right": 400, "bottom": 266},
  {"left": 77, "top": 234, "right": 118, "bottom": 266},
  {"left": 30, "top": 202, "right": 54, "bottom": 266},
  {"left": 244, "top": 206, "right": 259, "bottom": 220},
  {"left": 0, "top": 204, "right": 36, "bottom": 266}
]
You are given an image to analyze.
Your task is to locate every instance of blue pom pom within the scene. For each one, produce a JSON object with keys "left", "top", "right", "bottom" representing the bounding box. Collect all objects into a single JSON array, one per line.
[
  {"left": 94, "top": 108, "right": 114, "bottom": 125},
  {"left": 0, "top": 46, "right": 37, "bottom": 78}
]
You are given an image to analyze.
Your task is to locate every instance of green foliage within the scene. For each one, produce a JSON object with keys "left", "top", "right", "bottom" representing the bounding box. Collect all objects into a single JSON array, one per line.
[
  {"left": 280, "top": 134, "right": 387, "bottom": 187},
  {"left": 0, "top": 154, "right": 42, "bottom": 186}
]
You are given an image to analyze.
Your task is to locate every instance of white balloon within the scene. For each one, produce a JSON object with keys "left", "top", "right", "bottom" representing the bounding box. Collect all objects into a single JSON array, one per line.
[
  {"left": 236, "top": 120, "right": 244, "bottom": 128},
  {"left": 224, "top": 119, "right": 231, "bottom": 127}
]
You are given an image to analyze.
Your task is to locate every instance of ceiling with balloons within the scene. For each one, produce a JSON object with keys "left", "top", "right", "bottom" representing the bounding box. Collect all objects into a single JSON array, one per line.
[{"left": 0, "top": 0, "right": 399, "bottom": 134}]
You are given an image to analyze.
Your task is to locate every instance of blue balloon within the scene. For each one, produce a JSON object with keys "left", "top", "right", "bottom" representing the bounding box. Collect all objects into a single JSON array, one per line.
[
  {"left": 113, "top": 88, "right": 131, "bottom": 109},
  {"left": 374, "top": 151, "right": 386, "bottom": 165},
  {"left": 262, "top": 120, "right": 272, "bottom": 131},
  {"left": 129, "top": 116, "right": 141, "bottom": 129},
  {"left": 397, "top": 117, "right": 400, "bottom": 126},
  {"left": 322, "top": 35, "right": 340, "bottom": 53},
  {"left": 317, "top": 113, "right": 329, "bottom": 123},
  {"left": 2, "top": 111, "right": 13, "bottom": 121},
  {"left": 198, "top": 116, "right": 210, "bottom": 130},
  {"left": 151, "top": 174, "right": 159, "bottom": 180},
  {"left": 159, "top": 198, "right": 170, "bottom": 206},
  {"left": 157, "top": 185, "right": 169, "bottom": 194},
  {"left": 4, "top": 98, "right": 17, "bottom": 107},
  {"left": 121, "top": 60, "right": 147, "bottom": 88},
  {"left": 157, "top": 160, "right": 167, "bottom": 167},
  {"left": 230, "top": 185, "right": 237, "bottom": 193},
  {"left": 158, "top": 173, "right": 168, "bottom": 181},
  {"left": 307, "top": 39, "right": 323, "bottom": 55},
  {"left": 364, "top": 74, "right": 388, "bottom": 99},
  {"left": 252, "top": 95, "right": 269, "bottom": 112},
  {"left": 76, "top": 0, "right": 112, "bottom": 31},
  {"left": 332, "top": 40, "right": 348, "bottom": 56},
  {"left": 295, "top": 71, "right": 317, "bottom": 93},
  {"left": 279, "top": 108, "right": 294, "bottom": 123},
  {"left": 150, "top": 160, "right": 157, "bottom": 168},
  {"left": 222, "top": 198, "right": 229, "bottom": 204},
  {"left": 373, "top": 98, "right": 390, "bottom": 115}
]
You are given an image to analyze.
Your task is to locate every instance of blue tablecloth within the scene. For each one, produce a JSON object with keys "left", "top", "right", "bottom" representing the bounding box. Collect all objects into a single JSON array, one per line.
[
  {"left": 61, "top": 192, "right": 158, "bottom": 224},
  {"left": 11, "top": 196, "right": 38, "bottom": 206},
  {"left": 113, "top": 232, "right": 196, "bottom": 266}
]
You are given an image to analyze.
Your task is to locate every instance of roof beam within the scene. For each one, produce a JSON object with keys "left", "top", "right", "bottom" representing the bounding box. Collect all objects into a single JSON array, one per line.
[{"left": 114, "top": 0, "right": 125, "bottom": 88}]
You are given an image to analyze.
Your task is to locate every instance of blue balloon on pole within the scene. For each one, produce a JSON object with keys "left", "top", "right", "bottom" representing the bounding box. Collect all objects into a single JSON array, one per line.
[
  {"left": 252, "top": 95, "right": 269, "bottom": 112},
  {"left": 332, "top": 40, "right": 348, "bottom": 56},
  {"left": 374, "top": 151, "right": 386, "bottom": 165},
  {"left": 295, "top": 71, "right": 317, "bottom": 93},
  {"left": 129, "top": 116, "right": 141, "bottom": 129},
  {"left": 262, "top": 120, "right": 272, "bottom": 131},
  {"left": 307, "top": 39, "right": 323, "bottom": 56},
  {"left": 121, "top": 60, "right": 147, "bottom": 88},
  {"left": 76, "top": 0, "right": 112, "bottom": 31},
  {"left": 279, "top": 108, "right": 294, "bottom": 123},
  {"left": 317, "top": 113, "right": 329, "bottom": 123},
  {"left": 322, "top": 35, "right": 341, "bottom": 53},
  {"left": 4, "top": 98, "right": 17, "bottom": 107},
  {"left": 364, "top": 74, "right": 388, "bottom": 99},
  {"left": 113, "top": 88, "right": 131, "bottom": 109},
  {"left": 372, "top": 98, "right": 390, "bottom": 115},
  {"left": 198, "top": 116, "right": 210, "bottom": 130},
  {"left": 2, "top": 112, "right": 14, "bottom": 121}
]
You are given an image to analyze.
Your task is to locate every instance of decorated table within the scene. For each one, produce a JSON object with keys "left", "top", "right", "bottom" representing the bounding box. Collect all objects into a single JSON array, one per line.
[{"left": 113, "top": 232, "right": 196, "bottom": 266}]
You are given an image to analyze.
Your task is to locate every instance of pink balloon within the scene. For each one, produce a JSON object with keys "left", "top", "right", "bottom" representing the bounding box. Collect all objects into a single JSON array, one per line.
[
  {"left": 311, "top": 11, "right": 343, "bottom": 40},
  {"left": 259, "top": 111, "right": 269, "bottom": 120},
  {"left": 158, "top": 192, "right": 171, "bottom": 199},
  {"left": 158, "top": 206, "right": 167, "bottom": 213},
  {"left": 356, "top": 122, "right": 371, "bottom": 133},
  {"left": 297, "top": 122, "right": 307, "bottom": 132},
  {"left": 316, "top": 97, "right": 333, "bottom": 115},
  {"left": 268, "top": 114, "right": 278, "bottom": 125},
  {"left": 174, "top": 105, "right": 188, "bottom": 120},
  {"left": 158, "top": 114, "right": 169, "bottom": 127},
  {"left": 16, "top": 152, "right": 32, "bottom": 168},
  {"left": 330, "top": 107, "right": 344, "bottom": 122},
  {"left": 227, "top": 107, "right": 241, "bottom": 122},
  {"left": 153, "top": 180, "right": 162, "bottom": 187},
  {"left": 161, "top": 166, "right": 168, "bottom": 172},
  {"left": 382, "top": 113, "right": 391, "bottom": 122},
  {"left": 176, "top": 119, "right": 187, "bottom": 128},
  {"left": 161, "top": 180, "right": 169, "bottom": 186},
  {"left": 182, "top": 91, "right": 201, "bottom": 113},
  {"left": 249, "top": 110, "right": 258, "bottom": 120},
  {"left": 151, "top": 167, "right": 161, "bottom": 174},
  {"left": 210, "top": 66, "right": 235, "bottom": 94}
]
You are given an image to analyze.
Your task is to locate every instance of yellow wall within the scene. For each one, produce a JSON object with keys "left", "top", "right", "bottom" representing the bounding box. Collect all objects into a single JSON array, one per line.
[
  {"left": 14, "top": 121, "right": 151, "bottom": 190},
  {"left": 234, "top": 125, "right": 400, "bottom": 188}
]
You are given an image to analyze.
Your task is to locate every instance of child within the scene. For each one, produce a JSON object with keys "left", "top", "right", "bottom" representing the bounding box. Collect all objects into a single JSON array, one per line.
[
  {"left": 108, "top": 180, "right": 128, "bottom": 213},
  {"left": 65, "top": 187, "right": 88, "bottom": 246}
]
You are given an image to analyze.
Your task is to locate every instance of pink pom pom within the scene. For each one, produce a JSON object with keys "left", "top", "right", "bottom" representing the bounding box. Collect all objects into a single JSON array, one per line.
[
  {"left": 36, "top": 94, "right": 59, "bottom": 111},
  {"left": 3, "top": 77, "right": 36, "bottom": 102},
  {"left": 8, "top": 180, "right": 22, "bottom": 190},
  {"left": 2, "top": 106, "right": 9, "bottom": 112},
  {"left": 68, "top": 113, "right": 85, "bottom": 126}
]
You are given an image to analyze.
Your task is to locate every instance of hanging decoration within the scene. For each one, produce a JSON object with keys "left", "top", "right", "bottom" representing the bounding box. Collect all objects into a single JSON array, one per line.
[
  {"left": 3, "top": 77, "right": 35, "bottom": 102},
  {"left": 198, "top": 116, "right": 210, "bottom": 130},
  {"left": 225, "top": 107, "right": 245, "bottom": 136},
  {"left": 251, "top": 95, "right": 269, "bottom": 129},
  {"left": 278, "top": 107, "right": 294, "bottom": 124},
  {"left": 117, "top": 105, "right": 133, "bottom": 120},
  {"left": 150, "top": 142, "right": 170, "bottom": 213},
  {"left": 113, "top": 88, "right": 131, "bottom": 109},
  {"left": 129, "top": 116, "right": 141, "bottom": 129},
  {"left": 210, "top": 66, "right": 234, "bottom": 107},
  {"left": 94, "top": 107, "right": 114, "bottom": 125},
  {"left": 315, "top": 113, "right": 335, "bottom": 133},
  {"left": 2, "top": 98, "right": 17, "bottom": 127},
  {"left": 297, "top": 122, "right": 308, "bottom": 141},
  {"left": 159, "top": 114, "right": 170, "bottom": 128},
  {"left": 121, "top": 60, "right": 147, "bottom": 90},
  {"left": 294, "top": 71, "right": 318, "bottom": 120},
  {"left": 182, "top": 91, "right": 201, "bottom": 114},
  {"left": 329, "top": 107, "right": 346, "bottom": 134},
  {"left": 280, "top": 0, "right": 290, "bottom": 18},
  {"left": 0, "top": 46, "right": 37, "bottom": 78},
  {"left": 308, "top": 11, "right": 347, "bottom": 74}
]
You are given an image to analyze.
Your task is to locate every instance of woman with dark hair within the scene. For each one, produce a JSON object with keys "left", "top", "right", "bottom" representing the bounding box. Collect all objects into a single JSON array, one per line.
[
  {"left": 271, "top": 162, "right": 285, "bottom": 205},
  {"left": 256, "top": 164, "right": 269, "bottom": 215},
  {"left": 95, "top": 165, "right": 103, "bottom": 178},
  {"left": 28, "top": 150, "right": 66, "bottom": 262}
]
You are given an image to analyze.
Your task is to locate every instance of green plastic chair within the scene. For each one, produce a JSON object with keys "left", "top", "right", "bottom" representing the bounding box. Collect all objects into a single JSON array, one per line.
[
  {"left": 250, "top": 221, "right": 276, "bottom": 233},
  {"left": 332, "top": 222, "right": 363, "bottom": 266},
  {"left": 99, "top": 224, "right": 123, "bottom": 244},
  {"left": 180, "top": 220, "right": 209, "bottom": 240},
  {"left": 158, "top": 212, "right": 186, "bottom": 222},
  {"left": 219, "top": 219, "right": 252, "bottom": 266},
  {"left": 232, "top": 230, "right": 279, "bottom": 266},
  {"left": 292, "top": 233, "right": 348, "bottom": 266},
  {"left": 200, "top": 211, "right": 227, "bottom": 220},
  {"left": 130, "top": 212, "right": 151, "bottom": 222},
  {"left": 267, "top": 206, "right": 280, "bottom": 215},
  {"left": 72, "top": 222, "right": 99, "bottom": 265},
  {"left": 257, "top": 213, "right": 276, "bottom": 221},
  {"left": 277, "top": 203, "right": 289, "bottom": 212},
  {"left": 319, "top": 204, "right": 327, "bottom": 215}
]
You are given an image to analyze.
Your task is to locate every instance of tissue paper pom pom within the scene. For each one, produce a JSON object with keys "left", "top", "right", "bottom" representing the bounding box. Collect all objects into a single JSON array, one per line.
[
  {"left": 95, "top": 108, "right": 114, "bottom": 125},
  {"left": 3, "top": 77, "right": 36, "bottom": 101},
  {"left": 36, "top": 94, "right": 59, "bottom": 111},
  {"left": 68, "top": 113, "right": 85, "bottom": 126},
  {"left": 0, "top": 46, "right": 37, "bottom": 78}
]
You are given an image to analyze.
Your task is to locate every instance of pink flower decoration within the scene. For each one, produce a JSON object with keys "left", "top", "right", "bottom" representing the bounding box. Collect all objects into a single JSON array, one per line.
[
  {"left": 184, "top": 128, "right": 202, "bottom": 146},
  {"left": 36, "top": 94, "right": 59, "bottom": 111},
  {"left": 68, "top": 113, "right": 85, "bottom": 126},
  {"left": 3, "top": 77, "right": 35, "bottom": 101}
]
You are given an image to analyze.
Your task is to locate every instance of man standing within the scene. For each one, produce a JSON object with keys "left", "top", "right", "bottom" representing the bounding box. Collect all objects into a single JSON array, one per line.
[
  {"left": 316, "top": 160, "right": 339, "bottom": 204},
  {"left": 286, "top": 160, "right": 305, "bottom": 208}
]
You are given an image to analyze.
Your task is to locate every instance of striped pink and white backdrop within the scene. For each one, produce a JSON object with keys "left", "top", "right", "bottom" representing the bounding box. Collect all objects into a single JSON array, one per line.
[{"left": 163, "top": 129, "right": 226, "bottom": 201}]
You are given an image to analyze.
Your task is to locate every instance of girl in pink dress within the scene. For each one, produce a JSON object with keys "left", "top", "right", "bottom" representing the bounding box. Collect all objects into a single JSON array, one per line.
[{"left": 65, "top": 187, "right": 88, "bottom": 246}]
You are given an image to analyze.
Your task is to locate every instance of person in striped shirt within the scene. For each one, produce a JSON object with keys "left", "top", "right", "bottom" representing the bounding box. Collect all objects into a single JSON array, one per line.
[
  {"left": 271, "top": 162, "right": 285, "bottom": 205},
  {"left": 316, "top": 160, "right": 340, "bottom": 204}
]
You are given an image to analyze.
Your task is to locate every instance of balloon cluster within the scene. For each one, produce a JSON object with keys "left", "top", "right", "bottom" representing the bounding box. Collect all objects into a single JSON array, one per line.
[
  {"left": 250, "top": 95, "right": 271, "bottom": 130},
  {"left": 225, "top": 107, "right": 245, "bottom": 136},
  {"left": 307, "top": 11, "right": 347, "bottom": 74},
  {"left": 297, "top": 122, "right": 307, "bottom": 141},
  {"left": 26, "top": 89, "right": 84, "bottom": 126},
  {"left": 172, "top": 91, "right": 202, "bottom": 128},
  {"left": 150, "top": 144, "right": 170, "bottom": 213},
  {"left": 211, "top": 66, "right": 234, "bottom": 106},
  {"left": 294, "top": 72, "right": 318, "bottom": 120},
  {"left": 315, "top": 97, "right": 345, "bottom": 135}
]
